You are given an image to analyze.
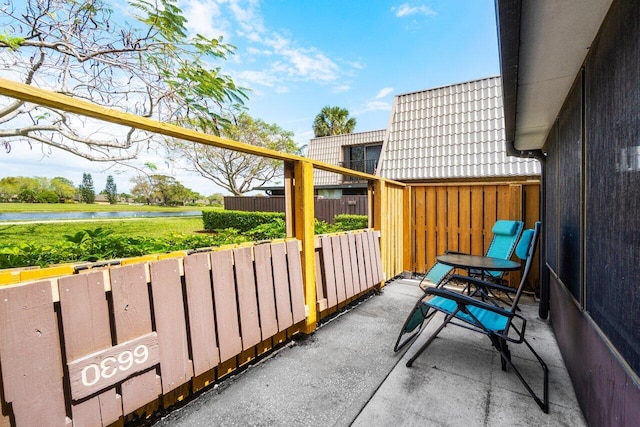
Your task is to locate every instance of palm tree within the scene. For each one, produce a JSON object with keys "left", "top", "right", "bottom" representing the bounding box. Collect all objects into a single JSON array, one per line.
[{"left": 312, "top": 106, "right": 357, "bottom": 137}]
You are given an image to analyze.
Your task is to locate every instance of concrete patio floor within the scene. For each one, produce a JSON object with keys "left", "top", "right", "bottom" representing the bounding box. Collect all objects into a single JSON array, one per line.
[{"left": 150, "top": 279, "right": 586, "bottom": 427}]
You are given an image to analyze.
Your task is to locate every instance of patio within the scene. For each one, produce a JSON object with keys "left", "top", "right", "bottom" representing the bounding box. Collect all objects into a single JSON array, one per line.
[{"left": 150, "top": 278, "right": 585, "bottom": 426}]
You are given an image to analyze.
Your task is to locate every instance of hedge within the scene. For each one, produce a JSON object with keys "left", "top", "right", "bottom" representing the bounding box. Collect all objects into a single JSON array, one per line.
[
  {"left": 203, "top": 210, "right": 285, "bottom": 232},
  {"left": 334, "top": 214, "right": 368, "bottom": 230}
]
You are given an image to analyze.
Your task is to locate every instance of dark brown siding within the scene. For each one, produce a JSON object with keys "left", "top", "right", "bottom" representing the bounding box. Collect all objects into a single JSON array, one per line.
[
  {"left": 542, "top": 0, "right": 640, "bottom": 423},
  {"left": 584, "top": 0, "right": 640, "bottom": 377},
  {"left": 224, "top": 195, "right": 368, "bottom": 223}
]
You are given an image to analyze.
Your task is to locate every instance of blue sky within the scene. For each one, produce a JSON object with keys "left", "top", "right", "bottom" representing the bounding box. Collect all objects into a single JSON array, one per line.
[{"left": 2, "top": 0, "right": 499, "bottom": 195}]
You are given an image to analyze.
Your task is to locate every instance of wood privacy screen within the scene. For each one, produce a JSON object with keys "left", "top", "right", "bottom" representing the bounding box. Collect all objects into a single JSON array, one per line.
[
  {"left": 408, "top": 183, "right": 540, "bottom": 287},
  {"left": 0, "top": 231, "right": 383, "bottom": 426},
  {"left": 314, "top": 231, "right": 384, "bottom": 315}
]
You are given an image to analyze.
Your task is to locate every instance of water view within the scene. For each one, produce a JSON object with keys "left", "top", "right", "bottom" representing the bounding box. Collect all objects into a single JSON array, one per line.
[{"left": 0, "top": 210, "right": 202, "bottom": 222}]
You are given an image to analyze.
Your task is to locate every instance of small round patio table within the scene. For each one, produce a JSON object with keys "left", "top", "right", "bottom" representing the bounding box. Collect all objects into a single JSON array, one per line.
[{"left": 435, "top": 253, "right": 521, "bottom": 273}]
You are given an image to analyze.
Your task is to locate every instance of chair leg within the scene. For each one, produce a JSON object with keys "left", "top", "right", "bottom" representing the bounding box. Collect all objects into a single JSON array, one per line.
[
  {"left": 494, "top": 334, "right": 549, "bottom": 413},
  {"left": 406, "top": 312, "right": 453, "bottom": 367},
  {"left": 394, "top": 302, "right": 433, "bottom": 353}
]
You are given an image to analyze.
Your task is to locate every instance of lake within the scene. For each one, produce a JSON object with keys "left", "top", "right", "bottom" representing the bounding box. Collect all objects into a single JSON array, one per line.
[{"left": 0, "top": 210, "right": 202, "bottom": 222}]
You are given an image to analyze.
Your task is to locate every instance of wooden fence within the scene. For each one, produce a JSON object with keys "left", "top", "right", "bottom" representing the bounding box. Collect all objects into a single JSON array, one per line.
[
  {"left": 407, "top": 182, "right": 540, "bottom": 287},
  {"left": 0, "top": 230, "right": 383, "bottom": 426},
  {"left": 224, "top": 195, "right": 368, "bottom": 223}
]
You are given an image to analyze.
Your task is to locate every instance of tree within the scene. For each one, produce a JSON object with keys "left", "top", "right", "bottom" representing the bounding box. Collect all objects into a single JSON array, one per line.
[
  {"left": 104, "top": 176, "right": 118, "bottom": 204},
  {"left": 79, "top": 173, "right": 95, "bottom": 204},
  {"left": 207, "top": 193, "right": 224, "bottom": 206},
  {"left": 169, "top": 113, "right": 300, "bottom": 195},
  {"left": 131, "top": 176, "right": 154, "bottom": 205},
  {"left": 312, "top": 106, "right": 357, "bottom": 137},
  {"left": 0, "top": 0, "right": 247, "bottom": 162},
  {"left": 50, "top": 177, "right": 76, "bottom": 202}
]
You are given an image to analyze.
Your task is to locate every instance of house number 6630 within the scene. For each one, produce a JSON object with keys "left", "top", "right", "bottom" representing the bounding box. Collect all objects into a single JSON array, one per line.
[{"left": 81, "top": 345, "right": 150, "bottom": 387}]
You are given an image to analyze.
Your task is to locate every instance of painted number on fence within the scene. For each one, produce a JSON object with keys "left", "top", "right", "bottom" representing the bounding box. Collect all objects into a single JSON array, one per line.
[
  {"left": 80, "top": 344, "right": 150, "bottom": 386},
  {"left": 68, "top": 332, "right": 160, "bottom": 401}
]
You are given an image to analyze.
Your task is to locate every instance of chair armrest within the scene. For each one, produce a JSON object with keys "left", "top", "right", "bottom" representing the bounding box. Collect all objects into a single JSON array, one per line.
[{"left": 424, "top": 287, "right": 515, "bottom": 318}]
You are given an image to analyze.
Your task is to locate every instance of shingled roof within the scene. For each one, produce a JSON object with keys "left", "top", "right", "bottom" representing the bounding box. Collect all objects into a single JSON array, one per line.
[
  {"left": 378, "top": 76, "right": 540, "bottom": 181},
  {"left": 305, "top": 77, "right": 540, "bottom": 187}
]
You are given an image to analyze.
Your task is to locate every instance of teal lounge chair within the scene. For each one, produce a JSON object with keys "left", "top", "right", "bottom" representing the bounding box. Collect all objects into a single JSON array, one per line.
[
  {"left": 460, "top": 219, "right": 524, "bottom": 282},
  {"left": 402, "top": 222, "right": 548, "bottom": 413}
]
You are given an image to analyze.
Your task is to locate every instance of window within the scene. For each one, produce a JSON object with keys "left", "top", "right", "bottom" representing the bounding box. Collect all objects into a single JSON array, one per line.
[{"left": 343, "top": 144, "right": 382, "bottom": 179}]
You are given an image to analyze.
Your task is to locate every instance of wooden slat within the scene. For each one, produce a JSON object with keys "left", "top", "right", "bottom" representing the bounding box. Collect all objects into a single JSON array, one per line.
[
  {"left": 150, "top": 259, "right": 193, "bottom": 394},
  {"left": 210, "top": 250, "right": 242, "bottom": 362},
  {"left": 314, "top": 250, "right": 326, "bottom": 310},
  {"left": 471, "top": 187, "right": 485, "bottom": 255},
  {"left": 254, "top": 245, "right": 279, "bottom": 340},
  {"left": 368, "top": 231, "right": 384, "bottom": 284},
  {"left": 414, "top": 187, "right": 426, "bottom": 273},
  {"left": 360, "top": 231, "right": 374, "bottom": 289},
  {"left": 271, "top": 243, "right": 294, "bottom": 331},
  {"left": 436, "top": 186, "right": 448, "bottom": 257},
  {"left": 234, "top": 247, "right": 262, "bottom": 350},
  {"left": 183, "top": 253, "right": 219, "bottom": 376},
  {"left": 59, "top": 273, "right": 121, "bottom": 426},
  {"left": 286, "top": 240, "right": 306, "bottom": 324},
  {"left": 354, "top": 233, "right": 368, "bottom": 290},
  {"left": 447, "top": 186, "right": 460, "bottom": 252},
  {"left": 0, "top": 281, "right": 68, "bottom": 427},
  {"left": 320, "top": 237, "right": 338, "bottom": 308},
  {"left": 110, "top": 264, "right": 162, "bottom": 414},
  {"left": 425, "top": 187, "right": 437, "bottom": 271},
  {"left": 347, "top": 234, "right": 362, "bottom": 294},
  {"left": 330, "top": 235, "right": 347, "bottom": 302},
  {"left": 339, "top": 235, "right": 355, "bottom": 299},
  {"left": 483, "top": 186, "right": 498, "bottom": 252},
  {"left": 458, "top": 186, "right": 471, "bottom": 254}
]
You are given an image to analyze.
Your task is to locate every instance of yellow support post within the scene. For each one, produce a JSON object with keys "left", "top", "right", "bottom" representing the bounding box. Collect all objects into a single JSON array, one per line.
[
  {"left": 371, "top": 180, "right": 386, "bottom": 285},
  {"left": 293, "top": 160, "right": 317, "bottom": 334}
]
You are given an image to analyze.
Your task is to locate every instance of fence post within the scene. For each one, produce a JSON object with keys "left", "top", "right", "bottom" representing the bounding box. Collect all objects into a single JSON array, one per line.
[
  {"left": 291, "top": 160, "right": 317, "bottom": 333},
  {"left": 370, "top": 179, "right": 386, "bottom": 285},
  {"left": 403, "top": 185, "right": 413, "bottom": 275}
]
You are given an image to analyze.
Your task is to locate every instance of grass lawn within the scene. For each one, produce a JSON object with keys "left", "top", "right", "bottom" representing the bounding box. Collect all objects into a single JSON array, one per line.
[
  {"left": 0, "top": 202, "right": 218, "bottom": 213},
  {"left": 0, "top": 217, "right": 206, "bottom": 246}
]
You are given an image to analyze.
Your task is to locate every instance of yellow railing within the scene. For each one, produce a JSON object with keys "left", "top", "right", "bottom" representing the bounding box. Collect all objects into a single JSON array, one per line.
[{"left": 0, "top": 77, "right": 407, "bottom": 333}]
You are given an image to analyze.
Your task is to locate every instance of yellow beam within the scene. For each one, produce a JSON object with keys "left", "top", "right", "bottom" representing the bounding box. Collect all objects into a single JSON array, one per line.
[
  {"left": 0, "top": 78, "right": 405, "bottom": 185},
  {"left": 293, "top": 160, "right": 317, "bottom": 334}
]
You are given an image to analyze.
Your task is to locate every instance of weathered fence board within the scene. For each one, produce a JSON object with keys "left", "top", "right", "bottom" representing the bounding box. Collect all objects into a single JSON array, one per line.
[
  {"left": 271, "top": 243, "right": 294, "bottom": 331},
  {"left": 183, "top": 253, "right": 220, "bottom": 376},
  {"left": 320, "top": 236, "right": 338, "bottom": 308},
  {"left": 110, "top": 263, "right": 162, "bottom": 415},
  {"left": 286, "top": 240, "right": 306, "bottom": 324},
  {"left": 340, "top": 235, "right": 355, "bottom": 299},
  {"left": 59, "top": 273, "right": 122, "bottom": 426},
  {"left": 0, "top": 281, "right": 69, "bottom": 427},
  {"left": 210, "top": 250, "right": 243, "bottom": 362},
  {"left": 254, "top": 244, "right": 279, "bottom": 339},
  {"left": 150, "top": 259, "right": 194, "bottom": 394},
  {"left": 234, "top": 247, "right": 262, "bottom": 351}
]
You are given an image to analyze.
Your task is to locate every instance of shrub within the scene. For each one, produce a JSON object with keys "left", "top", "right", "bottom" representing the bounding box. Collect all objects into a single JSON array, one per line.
[
  {"left": 202, "top": 210, "right": 285, "bottom": 232},
  {"left": 334, "top": 214, "right": 368, "bottom": 231}
]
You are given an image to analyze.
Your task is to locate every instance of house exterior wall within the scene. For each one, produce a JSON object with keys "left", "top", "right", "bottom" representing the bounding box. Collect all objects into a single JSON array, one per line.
[
  {"left": 307, "top": 130, "right": 385, "bottom": 187},
  {"left": 544, "top": 0, "right": 640, "bottom": 423}
]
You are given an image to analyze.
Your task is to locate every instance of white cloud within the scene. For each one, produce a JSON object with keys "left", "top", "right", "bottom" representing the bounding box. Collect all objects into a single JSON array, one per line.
[
  {"left": 181, "top": 0, "right": 230, "bottom": 40},
  {"left": 394, "top": 4, "right": 437, "bottom": 18},
  {"left": 353, "top": 100, "right": 393, "bottom": 116},
  {"left": 332, "top": 84, "right": 351, "bottom": 94},
  {"left": 375, "top": 87, "right": 395, "bottom": 99}
]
